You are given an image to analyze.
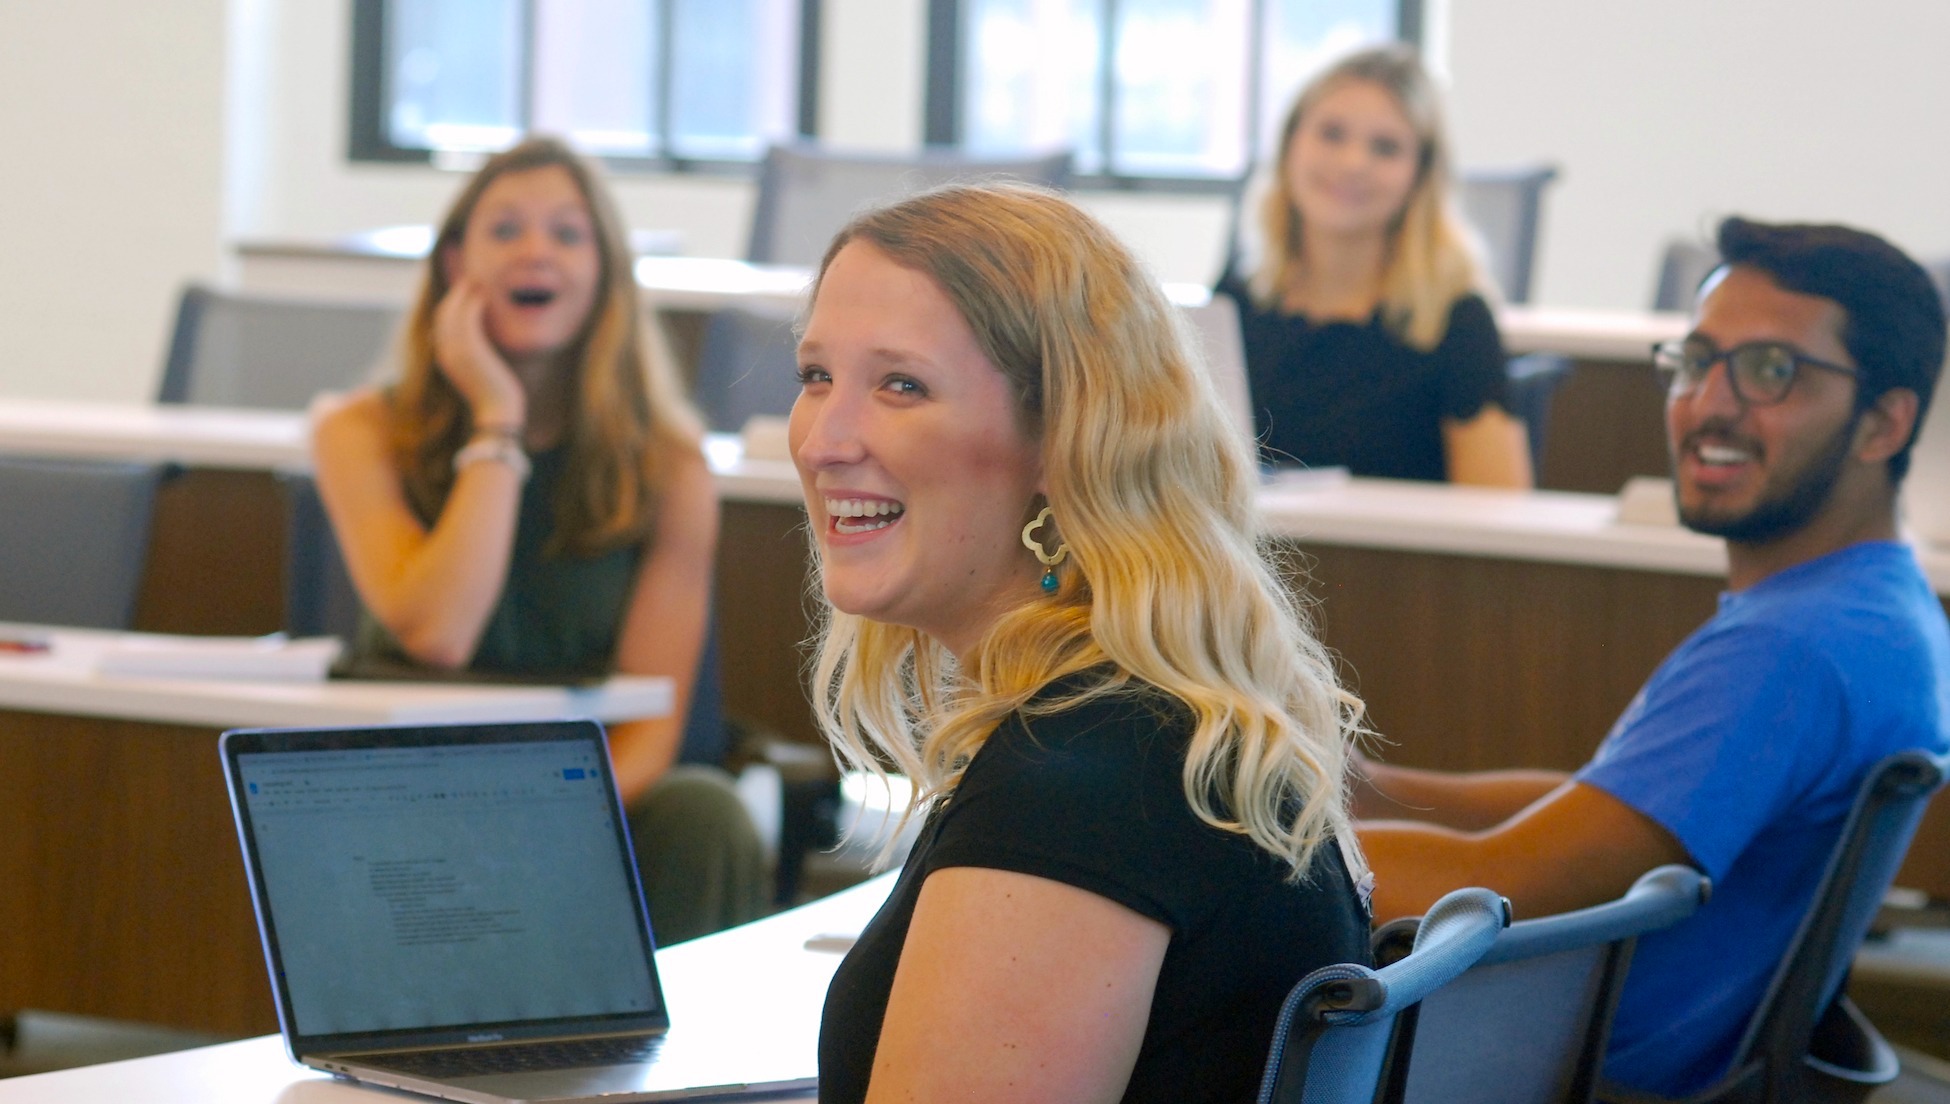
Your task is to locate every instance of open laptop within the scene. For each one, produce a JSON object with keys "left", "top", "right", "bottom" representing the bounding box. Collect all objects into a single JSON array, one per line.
[{"left": 221, "top": 718, "right": 817, "bottom": 1104}]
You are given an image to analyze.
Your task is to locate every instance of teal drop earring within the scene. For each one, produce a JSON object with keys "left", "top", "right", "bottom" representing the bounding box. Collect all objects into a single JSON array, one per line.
[{"left": 1020, "top": 506, "right": 1070, "bottom": 594}]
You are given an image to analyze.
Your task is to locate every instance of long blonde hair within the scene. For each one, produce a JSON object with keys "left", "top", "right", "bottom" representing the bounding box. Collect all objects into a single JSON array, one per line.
[
  {"left": 1244, "top": 44, "right": 1487, "bottom": 351},
  {"left": 389, "top": 135, "right": 701, "bottom": 556},
  {"left": 806, "top": 183, "right": 1365, "bottom": 880}
]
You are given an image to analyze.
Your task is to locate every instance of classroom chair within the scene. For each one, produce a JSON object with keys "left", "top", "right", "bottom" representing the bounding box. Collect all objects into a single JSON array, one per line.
[
  {"left": 158, "top": 283, "right": 401, "bottom": 409},
  {"left": 1598, "top": 748, "right": 1950, "bottom": 1104},
  {"left": 1507, "top": 351, "right": 1574, "bottom": 478},
  {"left": 1372, "top": 864, "right": 1709, "bottom": 1104},
  {"left": 690, "top": 305, "right": 803, "bottom": 434},
  {"left": 1457, "top": 165, "right": 1559, "bottom": 305},
  {"left": 1256, "top": 886, "right": 1510, "bottom": 1104},
  {"left": 1651, "top": 241, "right": 1722, "bottom": 312},
  {"left": 0, "top": 455, "right": 165, "bottom": 629},
  {"left": 743, "top": 141, "right": 1075, "bottom": 266}
]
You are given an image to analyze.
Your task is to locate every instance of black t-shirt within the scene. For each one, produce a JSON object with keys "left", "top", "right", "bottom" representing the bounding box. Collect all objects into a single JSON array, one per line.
[
  {"left": 817, "top": 685, "right": 1372, "bottom": 1104},
  {"left": 1214, "top": 270, "right": 1508, "bottom": 481}
]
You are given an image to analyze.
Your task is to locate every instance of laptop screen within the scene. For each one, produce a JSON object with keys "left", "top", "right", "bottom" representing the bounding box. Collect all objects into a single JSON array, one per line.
[{"left": 227, "top": 722, "right": 667, "bottom": 1045}]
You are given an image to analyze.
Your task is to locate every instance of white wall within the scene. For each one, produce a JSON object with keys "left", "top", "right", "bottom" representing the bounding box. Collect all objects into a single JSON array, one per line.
[
  {"left": 0, "top": 0, "right": 228, "bottom": 401},
  {"left": 1444, "top": 1, "right": 1950, "bottom": 309},
  {"left": 13, "top": 0, "right": 1950, "bottom": 403}
]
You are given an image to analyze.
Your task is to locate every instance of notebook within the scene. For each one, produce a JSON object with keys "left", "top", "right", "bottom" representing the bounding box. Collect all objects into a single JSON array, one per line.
[{"left": 221, "top": 718, "right": 818, "bottom": 1104}]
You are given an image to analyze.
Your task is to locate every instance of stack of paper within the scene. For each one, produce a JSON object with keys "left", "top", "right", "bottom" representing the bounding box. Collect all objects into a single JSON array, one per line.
[{"left": 93, "top": 634, "right": 343, "bottom": 682}]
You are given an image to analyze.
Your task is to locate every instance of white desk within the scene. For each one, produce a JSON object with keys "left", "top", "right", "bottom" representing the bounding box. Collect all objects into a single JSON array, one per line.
[
  {"left": 0, "top": 873, "right": 895, "bottom": 1103},
  {"left": 235, "top": 239, "right": 1690, "bottom": 360},
  {"left": 1, "top": 399, "right": 1945, "bottom": 593},
  {"left": 0, "top": 624, "right": 672, "bottom": 730},
  {"left": 0, "top": 628, "right": 673, "bottom": 1038}
]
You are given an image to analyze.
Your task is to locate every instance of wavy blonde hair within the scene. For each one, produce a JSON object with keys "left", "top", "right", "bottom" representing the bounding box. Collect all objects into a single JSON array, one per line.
[
  {"left": 805, "top": 183, "right": 1366, "bottom": 880},
  {"left": 388, "top": 135, "right": 701, "bottom": 556},
  {"left": 1244, "top": 44, "right": 1488, "bottom": 351}
]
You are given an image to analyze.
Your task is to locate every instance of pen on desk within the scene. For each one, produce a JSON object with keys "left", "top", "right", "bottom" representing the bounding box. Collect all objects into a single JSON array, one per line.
[{"left": 0, "top": 635, "right": 51, "bottom": 655}]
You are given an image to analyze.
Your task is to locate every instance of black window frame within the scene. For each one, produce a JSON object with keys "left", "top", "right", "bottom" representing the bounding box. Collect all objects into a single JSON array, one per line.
[
  {"left": 349, "top": 0, "right": 822, "bottom": 172},
  {"left": 924, "top": 0, "right": 1423, "bottom": 194}
]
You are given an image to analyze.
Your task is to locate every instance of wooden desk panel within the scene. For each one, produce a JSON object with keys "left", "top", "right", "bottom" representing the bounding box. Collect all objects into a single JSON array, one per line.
[
  {"left": 1537, "top": 358, "right": 1671, "bottom": 495},
  {"left": 0, "top": 711, "right": 273, "bottom": 1037},
  {"left": 717, "top": 501, "right": 820, "bottom": 749},
  {"left": 1294, "top": 544, "right": 1723, "bottom": 771},
  {"left": 133, "top": 470, "right": 286, "bottom": 637}
]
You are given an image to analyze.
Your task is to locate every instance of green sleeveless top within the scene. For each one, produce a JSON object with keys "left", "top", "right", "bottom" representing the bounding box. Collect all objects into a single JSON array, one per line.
[{"left": 352, "top": 447, "right": 643, "bottom": 678}]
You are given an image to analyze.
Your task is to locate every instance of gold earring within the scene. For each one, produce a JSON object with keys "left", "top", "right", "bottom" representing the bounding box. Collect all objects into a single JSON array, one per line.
[{"left": 1021, "top": 507, "right": 1069, "bottom": 593}]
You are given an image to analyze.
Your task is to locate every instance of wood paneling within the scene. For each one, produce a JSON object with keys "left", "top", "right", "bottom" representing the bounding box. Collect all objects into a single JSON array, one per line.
[{"left": 0, "top": 712, "right": 274, "bottom": 1036}]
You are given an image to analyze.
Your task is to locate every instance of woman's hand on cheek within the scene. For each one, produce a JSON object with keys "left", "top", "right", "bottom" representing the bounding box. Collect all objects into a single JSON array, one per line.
[{"left": 435, "top": 279, "right": 526, "bottom": 430}]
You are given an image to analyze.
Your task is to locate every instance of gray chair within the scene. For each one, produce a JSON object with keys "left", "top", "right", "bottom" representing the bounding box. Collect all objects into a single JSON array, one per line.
[
  {"left": 744, "top": 141, "right": 1074, "bottom": 266},
  {"left": 1256, "top": 886, "right": 1510, "bottom": 1104},
  {"left": 1457, "top": 165, "right": 1559, "bottom": 305},
  {"left": 1507, "top": 352, "right": 1574, "bottom": 476},
  {"left": 159, "top": 283, "right": 401, "bottom": 409},
  {"left": 690, "top": 306, "right": 805, "bottom": 433},
  {"left": 1374, "top": 865, "right": 1710, "bottom": 1104},
  {"left": 0, "top": 456, "right": 166, "bottom": 629},
  {"left": 1600, "top": 750, "right": 1950, "bottom": 1104},
  {"left": 1651, "top": 241, "right": 1722, "bottom": 312}
]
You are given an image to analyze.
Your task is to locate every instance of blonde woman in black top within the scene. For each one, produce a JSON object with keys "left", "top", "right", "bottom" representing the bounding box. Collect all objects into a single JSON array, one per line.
[
  {"left": 792, "top": 183, "right": 1372, "bottom": 1103},
  {"left": 1217, "top": 45, "right": 1533, "bottom": 486}
]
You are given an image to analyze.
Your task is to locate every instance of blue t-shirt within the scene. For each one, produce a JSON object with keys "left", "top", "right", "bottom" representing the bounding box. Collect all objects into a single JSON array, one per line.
[{"left": 1576, "top": 541, "right": 1950, "bottom": 1096}]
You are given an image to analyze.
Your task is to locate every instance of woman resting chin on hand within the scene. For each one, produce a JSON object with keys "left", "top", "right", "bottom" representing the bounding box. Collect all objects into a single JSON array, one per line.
[{"left": 310, "top": 136, "right": 764, "bottom": 944}]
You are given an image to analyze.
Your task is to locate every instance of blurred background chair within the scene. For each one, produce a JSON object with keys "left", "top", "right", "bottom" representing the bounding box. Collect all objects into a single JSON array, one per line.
[
  {"left": 1600, "top": 749, "right": 1950, "bottom": 1104},
  {"left": 1458, "top": 164, "right": 1559, "bottom": 305},
  {"left": 1651, "top": 241, "right": 1722, "bottom": 312},
  {"left": 687, "top": 143, "right": 1075, "bottom": 434},
  {"left": 1374, "top": 864, "right": 1708, "bottom": 1104},
  {"left": 1507, "top": 352, "right": 1574, "bottom": 477},
  {"left": 0, "top": 455, "right": 165, "bottom": 629},
  {"left": 1183, "top": 293, "right": 1254, "bottom": 450},
  {"left": 744, "top": 141, "right": 1074, "bottom": 267},
  {"left": 158, "top": 283, "right": 401, "bottom": 409},
  {"left": 690, "top": 306, "right": 805, "bottom": 434},
  {"left": 1257, "top": 886, "right": 1509, "bottom": 1104}
]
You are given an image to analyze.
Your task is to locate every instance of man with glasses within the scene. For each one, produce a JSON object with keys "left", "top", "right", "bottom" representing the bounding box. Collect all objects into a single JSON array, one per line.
[{"left": 1353, "top": 216, "right": 1950, "bottom": 1097}]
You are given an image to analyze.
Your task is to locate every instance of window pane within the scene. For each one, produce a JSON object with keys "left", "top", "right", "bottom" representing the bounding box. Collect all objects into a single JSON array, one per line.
[
  {"left": 1110, "top": 0, "right": 1250, "bottom": 178},
  {"left": 669, "top": 0, "right": 800, "bottom": 160},
  {"left": 532, "top": 0, "right": 656, "bottom": 157},
  {"left": 386, "top": 0, "right": 523, "bottom": 152},
  {"left": 960, "top": 0, "right": 1101, "bottom": 172},
  {"left": 1258, "top": 0, "right": 1398, "bottom": 161}
]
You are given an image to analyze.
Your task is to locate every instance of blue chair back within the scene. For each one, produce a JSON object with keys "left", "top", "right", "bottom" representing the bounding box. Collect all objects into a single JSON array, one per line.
[
  {"left": 1457, "top": 165, "right": 1558, "bottom": 305},
  {"left": 1728, "top": 748, "right": 1947, "bottom": 1101},
  {"left": 691, "top": 306, "right": 803, "bottom": 433},
  {"left": 1257, "top": 886, "right": 1509, "bottom": 1104},
  {"left": 0, "top": 456, "right": 166, "bottom": 629},
  {"left": 1381, "top": 865, "right": 1708, "bottom": 1104}
]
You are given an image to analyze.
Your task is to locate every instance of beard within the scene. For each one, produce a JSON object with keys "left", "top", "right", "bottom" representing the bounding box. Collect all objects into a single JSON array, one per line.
[{"left": 1676, "top": 410, "right": 1861, "bottom": 543}]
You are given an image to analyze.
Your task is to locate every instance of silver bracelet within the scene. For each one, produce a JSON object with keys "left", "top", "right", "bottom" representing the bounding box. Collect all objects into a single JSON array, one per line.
[{"left": 453, "top": 434, "right": 531, "bottom": 482}]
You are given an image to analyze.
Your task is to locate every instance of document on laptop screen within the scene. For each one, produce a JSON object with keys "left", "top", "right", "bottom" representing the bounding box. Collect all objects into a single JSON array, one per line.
[{"left": 235, "top": 741, "right": 660, "bottom": 1037}]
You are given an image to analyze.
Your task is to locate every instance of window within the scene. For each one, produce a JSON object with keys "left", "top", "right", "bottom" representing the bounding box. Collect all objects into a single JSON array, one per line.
[
  {"left": 926, "top": 0, "right": 1420, "bottom": 188},
  {"left": 350, "top": 0, "right": 819, "bottom": 168}
]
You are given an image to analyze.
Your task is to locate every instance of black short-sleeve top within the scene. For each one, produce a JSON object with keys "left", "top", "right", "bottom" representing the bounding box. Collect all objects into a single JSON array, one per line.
[
  {"left": 1213, "top": 270, "right": 1508, "bottom": 481},
  {"left": 817, "top": 684, "right": 1372, "bottom": 1104}
]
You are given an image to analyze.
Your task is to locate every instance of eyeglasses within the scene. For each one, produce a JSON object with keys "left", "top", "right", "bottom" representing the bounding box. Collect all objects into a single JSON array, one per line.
[{"left": 1651, "top": 338, "right": 1857, "bottom": 407}]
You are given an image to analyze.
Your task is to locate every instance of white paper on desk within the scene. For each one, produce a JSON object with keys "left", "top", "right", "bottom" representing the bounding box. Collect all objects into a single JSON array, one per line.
[{"left": 93, "top": 634, "right": 343, "bottom": 682}]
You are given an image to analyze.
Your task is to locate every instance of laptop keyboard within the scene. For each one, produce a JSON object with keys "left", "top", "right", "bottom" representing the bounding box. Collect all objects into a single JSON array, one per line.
[{"left": 372, "top": 1034, "right": 664, "bottom": 1078}]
